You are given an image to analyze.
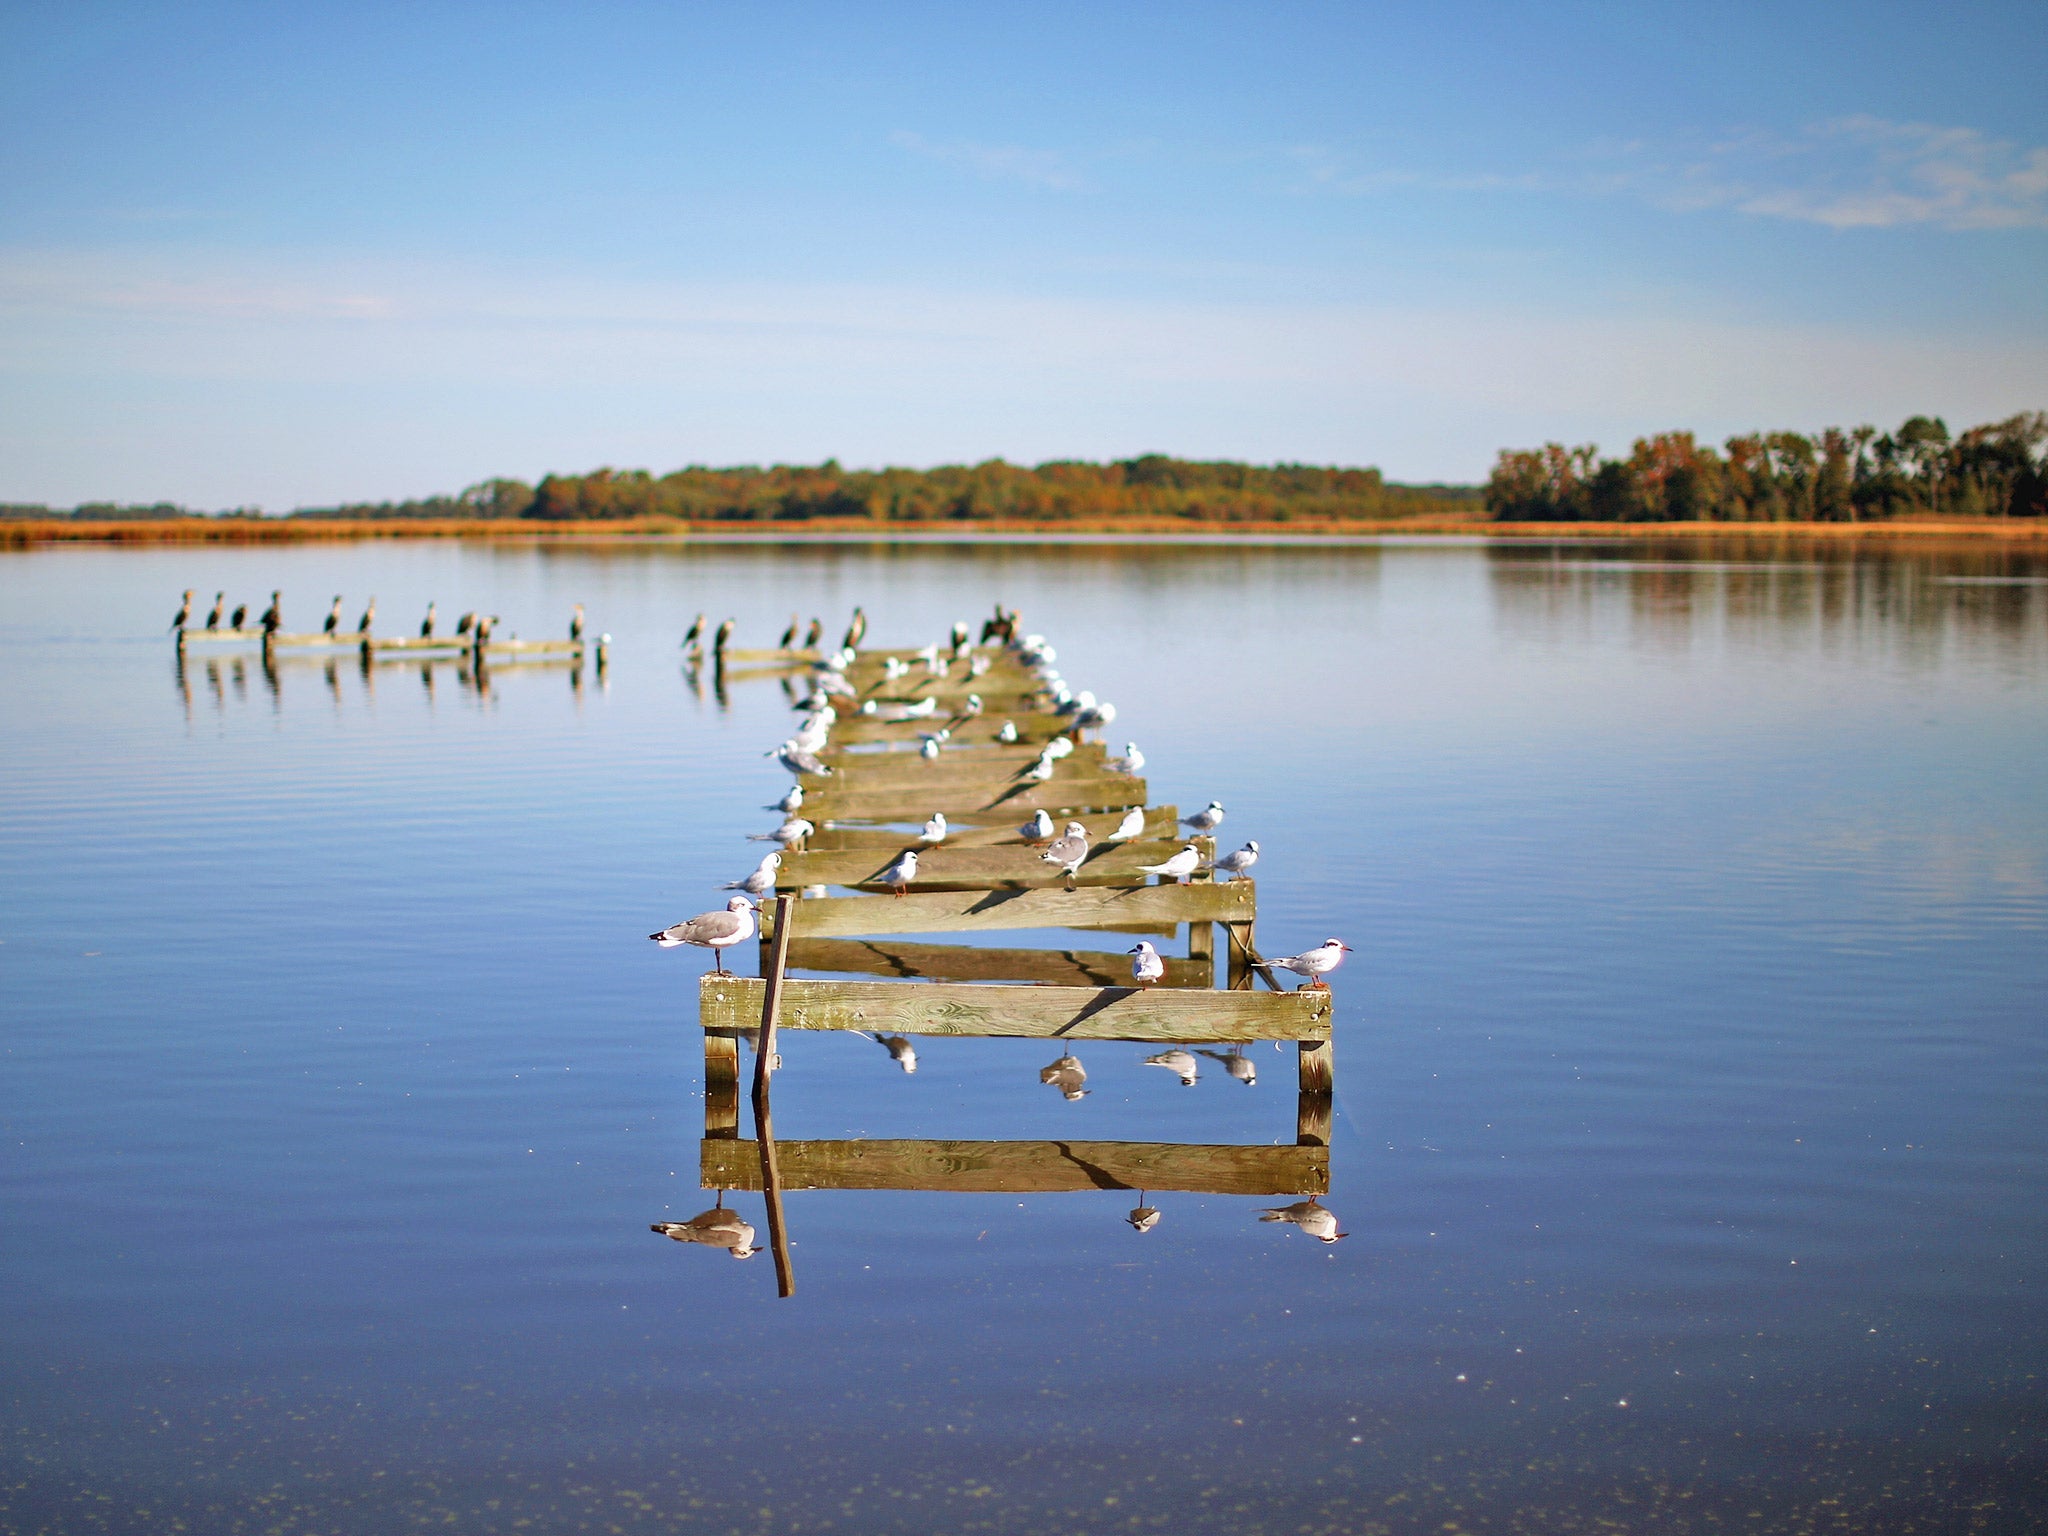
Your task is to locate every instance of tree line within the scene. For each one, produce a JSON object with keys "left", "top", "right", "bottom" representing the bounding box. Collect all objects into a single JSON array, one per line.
[{"left": 1484, "top": 414, "right": 2047, "bottom": 523}]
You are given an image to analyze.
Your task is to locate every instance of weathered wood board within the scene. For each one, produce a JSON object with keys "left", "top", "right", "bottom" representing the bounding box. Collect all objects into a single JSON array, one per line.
[
  {"left": 699, "top": 972, "right": 1327, "bottom": 1042},
  {"left": 803, "top": 806, "right": 1176, "bottom": 851},
  {"left": 828, "top": 715, "right": 1074, "bottom": 747},
  {"left": 763, "top": 879, "right": 1253, "bottom": 939},
  {"left": 777, "top": 839, "right": 1212, "bottom": 892},
  {"left": 701, "top": 1137, "right": 1327, "bottom": 1196},
  {"left": 819, "top": 741, "right": 1106, "bottom": 775},
  {"left": 798, "top": 755, "right": 1112, "bottom": 795},
  {"left": 265, "top": 631, "right": 367, "bottom": 648},
  {"left": 801, "top": 776, "right": 1145, "bottom": 822},
  {"left": 786, "top": 936, "right": 1213, "bottom": 987}
]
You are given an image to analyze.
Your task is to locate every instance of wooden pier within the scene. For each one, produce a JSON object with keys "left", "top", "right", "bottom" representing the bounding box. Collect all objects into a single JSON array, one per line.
[{"left": 172, "top": 599, "right": 596, "bottom": 666}]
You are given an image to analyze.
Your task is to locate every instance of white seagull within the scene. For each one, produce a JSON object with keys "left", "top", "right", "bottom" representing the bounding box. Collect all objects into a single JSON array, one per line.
[
  {"left": 1144, "top": 1049, "right": 1200, "bottom": 1085},
  {"left": 724, "top": 851, "right": 783, "bottom": 898},
  {"left": 1110, "top": 742, "right": 1144, "bottom": 776},
  {"left": 648, "top": 896, "right": 757, "bottom": 973},
  {"left": 1263, "top": 938, "right": 1353, "bottom": 989},
  {"left": 1212, "top": 841, "right": 1260, "bottom": 881},
  {"left": 997, "top": 720, "right": 1018, "bottom": 742},
  {"left": 1137, "top": 844, "right": 1203, "bottom": 884},
  {"left": 920, "top": 811, "right": 948, "bottom": 844},
  {"left": 1260, "top": 1199, "right": 1348, "bottom": 1243},
  {"left": 1183, "top": 801, "right": 1225, "bottom": 835},
  {"left": 750, "top": 817, "right": 815, "bottom": 846},
  {"left": 1105, "top": 806, "right": 1145, "bottom": 843},
  {"left": 651, "top": 1206, "right": 758, "bottom": 1259},
  {"left": 1128, "top": 941, "right": 1165, "bottom": 986},
  {"left": 1040, "top": 821, "right": 1090, "bottom": 887},
  {"left": 876, "top": 848, "right": 919, "bottom": 897},
  {"left": 1020, "top": 809, "right": 1055, "bottom": 843}
]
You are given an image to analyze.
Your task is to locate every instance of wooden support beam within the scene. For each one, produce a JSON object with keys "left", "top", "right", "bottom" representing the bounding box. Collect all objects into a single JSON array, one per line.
[
  {"left": 804, "top": 806, "right": 1174, "bottom": 850},
  {"left": 1296, "top": 1092, "right": 1333, "bottom": 1147},
  {"left": 760, "top": 878, "right": 1254, "bottom": 939},
  {"left": 701, "top": 1137, "right": 1328, "bottom": 1196},
  {"left": 174, "top": 627, "right": 261, "bottom": 646},
  {"left": 786, "top": 936, "right": 1213, "bottom": 988},
  {"left": 698, "top": 972, "right": 1328, "bottom": 1043},
  {"left": 776, "top": 838, "right": 1207, "bottom": 893},
  {"left": 753, "top": 894, "right": 795, "bottom": 1095},
  {"left": 829, "top": 715, "right": 1072, "bottom": 746},
  {"left": 1298, "top": 1035, "right": 1334, "bottom": 1094},
  {"left": 705, "top": 1029, "right": 740, "bottom": 1091},
  {"left": 800, "top": 775, "right": 1145, "bottom": 822},
  {"left": 1223, "top": 921, "right": 1256, "bottom": 990},
  {"left": 705, "top": 1079, "right": 740, "bottom": 1139}
]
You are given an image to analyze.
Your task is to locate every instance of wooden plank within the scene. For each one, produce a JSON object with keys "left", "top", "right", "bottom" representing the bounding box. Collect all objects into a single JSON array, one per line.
[
  {"left": 482, "top": 638, "right": 583, "bottom": 655},
  {"left": 819, "top": 741, "right": 1106, "bottom": 775},
  {"left": 174, "top": 628, "right": 261, "bottom": 645},
  {"left": 830, "top": 715, "right": 1072, "bottom": 746},
  {"left": 1298, "top": 1036, "right": 1334, "bottom": 1094},
  {"left": 797, "top": 757, "right": 1106, "bottom": 795},
  {"left": 764, "top": 879, "right": 1254, "bottom": 939},
  {"left": 698, "top": 973, "right": 1328, "bottom": 1042},
  {"left": 801, "top": 775, "right": 1145, "bottom": 822},
  {"left": 804, "top": 806, "right": 1174, "bottom": 851},
  {"left": 753, "top": 894, "right": 795, "bottom": 1094},
  {"left": 265, "top": 631, "right": 365, "bottom": 648},
  {"left": 777, "top": 838, "right": 1210, "bottom": 893},
  {"left": 786, "top": 937, "right": 1214, "bottom": 988},
  {"left": 721, "top": 647, "right": 823, "bottom": 665},
  {"left": 364, "top": 635, "right": 470, "bottom": 653},
  {"left": 701, "top": 1137, "right": 1328, "bottom": 1196}
]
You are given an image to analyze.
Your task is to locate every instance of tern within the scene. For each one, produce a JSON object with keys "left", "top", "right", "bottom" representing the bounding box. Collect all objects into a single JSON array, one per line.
[
  {"left": 1183, "top": 801, "right": 1224, "bottom": 835},
  {"left": 1020, "top": 809, "right": 1054, "bottom": 843},
  {"left": 648, "top": 896, "right": 757, "bottom": 972},
  {"left": 724, "top": 851, "right": 783, "bottom": 898},
  {"left": 1106, "top": 807, "right": 1145, "bottom": 843},
  {"left": 1109, "top": 742, "right": 1144, "bottom": 776},
  {"left": 170, "top": 590, "right": 194, "bottom": 631},
  {"left": 1137, "top": 844, "right": 1203, "bottom": 884},
  {"left": 1197, "top": 1047, "right": 1257, "bottom": 1086},
  {"left": 1260, "top": 1199, "right": 1348, "bottom": 1243},
  {"left": 1021, "top": 754, "right": 1054, "bottom": 783},
  {"left": 772, "top": 784, "right": 805, "bottom": 814},
  {"left": 870, "top": 1033, "right": 918, "bottom": 1073},
  {"left": 1145, "top": 1049, "right": 1199, "bottom": 1086},
  {"left": 1128, "top": 941, "right": 1165, "bottom": 986},
  {"left": 1263, "top": 938, "right": 1353, "bottom": 989},
  {"left": 1039, "top": 1052, "right": 1089, "bottom": 1101},
  {"left": 771, "top": 742, "right": 830, "bottom": 776},
  {"left": 876, "top": 848, "right": 918, "bottom": 897},
  {"left": 920, "top": 812, "right": 947, "bottom": 845},
  {"left": 1212, "top": 841, "right": 1260, "bottom": 881},
  {"left": 1040, "top": 822, "right": 1090, "bottom": 887},
  {"left": 652, "top": 1205, "right": 757, "bottom": 1259}
]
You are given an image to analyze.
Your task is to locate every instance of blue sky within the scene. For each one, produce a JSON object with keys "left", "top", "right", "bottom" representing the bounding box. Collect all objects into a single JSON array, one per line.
[{"left": 2, "top": 1, "right": 2043, "bottom": 507}]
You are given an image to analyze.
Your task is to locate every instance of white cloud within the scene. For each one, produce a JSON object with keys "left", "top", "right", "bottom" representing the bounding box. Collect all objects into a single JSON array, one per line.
[{"left": 888, "top": 130, "right": 1083, "bottom": 191}]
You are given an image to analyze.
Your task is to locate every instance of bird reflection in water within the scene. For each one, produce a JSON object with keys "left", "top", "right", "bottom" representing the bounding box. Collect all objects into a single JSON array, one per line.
[
  {"left": 1197, "top": 1047, "right": 1256, "bottom": 1086},
  {"left": 652, "top": 1195, "right": 758, "bottom": 1259},
  {"left": 1040, "top": 1052, "right": 1089, "bottom": 1100},
  {"left": 1145, "top": 1048, "right": 1200, "bottom": 1085},
  {"left": 1127, "top": 1192, "right": 1161, "bottom": 1233},
  {"left": 869, "top": 1033, "right": 917, "bottom": 1073},
  {"left": 1259, "top": 1199, "right": 1347, "bottom": 1243}
]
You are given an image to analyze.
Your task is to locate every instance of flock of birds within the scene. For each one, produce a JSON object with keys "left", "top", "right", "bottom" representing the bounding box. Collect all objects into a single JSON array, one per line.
[{"left": 171, "top": 589, "right": 596, "bottom": 647}]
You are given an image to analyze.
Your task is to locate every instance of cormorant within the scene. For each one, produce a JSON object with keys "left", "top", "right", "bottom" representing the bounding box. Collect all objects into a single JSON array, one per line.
[
  {"left": 230, "top": 602, "right": 248, "bottom": 631},
  {"left": 205, "top": 592, "right": 224, "bottom": 629},
  {"left": 322, "top": 595, "right": 343, "bottom": 635},
  {"left": 170, "top": 590, "right": 193, "bottom": 631},
  {"left": 259, "top": 592, "right": 281, "bottom": 634},
  {"left": 801, "top": 617, "right": 822, "bottom": 649},
  {"left": 778, "top": 614, "right": 799, "bottom": 649},
  {"left": 842, "top": 606, "right": 867, "bottom": 649},
  {"left": 570, "top": 603, "right": 584, "bottom": 642},
  {"left": 355, "top": 596, "right": 375, "bottom": 634},
  {"left": 455, "top": 611, "right": 476, "bottom": 636},
  {"left": 683, "top": 613, "right": 704, "bottom": 648},
  {"left": 420, "top": 603, "right": 436, "bottom": 638},
  {"left": 713, "top": 618, "right": 734, "bottom": 653}
]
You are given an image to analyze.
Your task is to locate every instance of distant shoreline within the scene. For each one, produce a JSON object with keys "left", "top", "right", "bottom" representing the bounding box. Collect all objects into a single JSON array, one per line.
[{"left": 5, "top": 515, "right": 2048, "bottom": 548}]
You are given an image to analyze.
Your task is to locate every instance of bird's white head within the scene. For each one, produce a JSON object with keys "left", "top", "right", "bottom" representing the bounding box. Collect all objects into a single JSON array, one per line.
[
  {"left": 728, "top": 896, "right": 756, "bottom": 912},
  {"left": 1323, "top": 938, "right": 1351, "bottom": 951},
  {"left": 1244, "top": 840, "right": 1260, "bottom": 853},
  {"left": 1065, "top": 821, "right": 1086, "bottom": 837}
]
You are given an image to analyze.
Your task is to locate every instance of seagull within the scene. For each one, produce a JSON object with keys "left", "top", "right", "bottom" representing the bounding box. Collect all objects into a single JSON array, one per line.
[
  {"left": 1021, "top": 754, "right": 1054, "bottom": 783},
  {"left": 682, "top": 613, "right": 704, "bottom": 648},
  {"left": 962, "top": 693, "right": 983, "bottom": 718},
  {"left": 1263, "top": 938, "right": 1353, "bottom": 989},
  {"left": 772, "top": 784, "right": 805, "bottom": 814},
  {"left": 1040, "top": 821, "right": 1089, "bottom": 886},
  {"left": 997, "top": 720, "right": 1018, "bottom": 743},
  {"left": 1126, "top": 1194, "right": 1161, "bottom": 1233},
  {"left": 1040, "top": 1052, "right": 1089, "bottom": 1101},
  {"left": 876, "top": 848, "right": 918, "bottom": 897},
  {"left": 1020, "top": 809, "right": 1054, "bottom": 843},
  {"left": 1075, "top": 700, "right": 1116, "bottom": 728},
  {"left": 204, "top": 592, "right": 224, "bottom": 630},
  {"left": 647, "top": 896, "right": 757, "bottom": 972},
  {"left": 1183, "top": 801, "right": 1224, "bottom": 835},
  {"left": 870, "top": 1033, "right": 918, "bottom": 1073},
  {"left": 1043, "top": 737, "right": 1073, "bottom": 760},
  {"left": 898, "top": 696, "right": 938, "bottom": 719},
  {"left": 1145, "top": 1049, "right": 1199, "bottom": 1085},
  {"left": 750, "top": 817, "right": 815, "bottom": 846},
  {"left": 1260, "top": 1199, "right": 1348, "bottom": 1243},
  {"left": 419, "top": 602, "right": 436, "bottom": 638},
  {"left": 170, "top": 590, "right": 194, "bottom": 631},
  {"left": 1212, "top": 841, "right": 1260, "bottom": 881},
  {"left": 771, "top": 741, "right": 830, "bottom": 776},
  {"left": 571, "top": 604, "right": 585, "bottom": 642},
  {"left": 230, "top": 601, "right": 248, "bottom": 631},
  {"left": 1109, "top": 742, "right": 1144, "bottom": 776},
  {"left": 1128, "top": 941, "right": 1165, "bottom": 986},
  {"left": 355, "top": 596, "right": 376, "bottom": 635},
  {"left": 724, "top": 850, "right": 783, "bottom": 898},
  {"left": 778, "top": 613, "right": 799, "bottom": 649},
  {"left": 950, "top": 621, "right": 970, "bottom": 651},
  {"left": 1106, "top": 807, "right": 1145, "bottom": 843},
  {"left": 259, "top": 591, "right": 281, "bottom": 634},
  {"left": 920, "top": 811, "right": 947, "bottom": 844},
  {"left": 920, "top": 735, "right": 941, "bottom": 760},
  {"left": 651, "top": 1205, "right": 757, "bottom": 1259},
  {"left": 322, "top": 595, "right": 344, "bottom": 635},
  {"left": 1197, "top": 1047, "right": 1257, "bottom": 1085},
  {"left": 1137, "top": 844, "right": 1202, "bottom": 884}
]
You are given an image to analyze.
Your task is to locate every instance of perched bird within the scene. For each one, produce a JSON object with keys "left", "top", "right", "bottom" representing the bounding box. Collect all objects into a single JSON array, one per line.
[
  {"left": 842, "top": 607, "right": 867, "bottom": 650},
  {"left": 1021, "top": 753, "right": 1055, "bottom": 783},
  {"left": 1145, "top": 1049, "right": 1200, "bottom": 1086},
  {"left": 1183, "top": 800, "right": 1225, "bottom": 835},
  {"left": 170, "top": 590, "right": 194, "bottom": 631},
  {"left": 1109, "top": 743, "right": 1145, "bottom": 776},
  {"left": 920, "top": 811, "right": 948, "bottom": 845},
  {"left": 1126, "top": 1197, "right": 1162, "bottom": 1233},
  {"left": 570, "top": 604, "right": 585, "bottom": 642},
  {"left": 420, "top": 602, "right": 437, "bottom": 638},
  {"left": 997, "top": 720, "right": 1019, "bottom": 743},
  {"left": 1040, "top": 1052, "right": 1089, "bottom": 1100},
  {"left": 724, "top": 850, "right": 783, "bottom": 898},
  {"left": 870, "top": 1033, "right": 918, "bottom": 1074},
  {"left": 259, "top": 591, "right": 282, "bottom": 634},
  {"left": 1129, "top": 940, "right": 1165, "bottom": 986},
  {"left": 1040, "top": 821, "right": 1090, "bottom": 887},
  {"left": 648, "top": 896, "right": 757, "bottom": 973},
  {"left": 969, "top": 654, "right": 993, "bottom": 677},
  {"left": 1075, "top": 700, "right": 1116, "bottom": 729},
  {"left": 1260, "top": 1199, "right": 1348, "bottom": 1243},
  {"left": 920, "top": 735, "right": 942, "bottom": 760},
  {"left": 771, "top": 741, "right": 830, "bottom": 776},
  {"left": 950, "top": 621, "right": 970, "bottom": 651},
  {"left": 1137, "top": 844, "right": 1203, "bottom": 884},
  {"left": 322, "top": 595, "right": 343, "bottom": 635},
  {"left": 230, "top": 601, "right": 249, "bottom": 631},
  {"left": 802, "top": 618, "right": 822, "bottom": 649},
  {"left": 750, "top": 817, "right": 815, "bottom": 846},
  {"left": 456, "top": 611, "right": 476, "bottom": 637},
  {"left": 1043, "top": 736, "right": 1073, "bottom": 760},
  {"left": 876, "top": 848, "right": 919, "bottom": 897},
  {"left": 1212, "top": 841, "right": 1260, "bottom": 881},
  {"left": 1106, "top": 807, "right": 1146, "bottom": 843},
  {"left": 204, "top": 592, "right": 225, "bottom": 630},
  {"left": 713, "top": 618, "right": 735, "bottom": 654},
  {"left": 778, "top": 613, "right": 799, "bottom": 649},
  {"left": 962, "top": 693, "right": 983, "bottom": 718},
  {"left": 898, "top": 696, "right": 938, "bottom": 719},
  {"left": 1263, "top": 938, "right": 1353, "bottom": 989},
  {"left": 772, "top": 783, "right": 805, "bottom": 814},
  {"left": 1197, "top": 1047, "right": 1257, "bottom": 1086},
  {"left": 355, "top": 596, "right": 376, "bottom": 634},
  {"left": 682, "top": 613, "right": 704, "bottom": 648},
  {"left": 652, "top": 1206, "right": 757, "bottom": 1259},
  {"left": 1020, "top": 809, "right": 1054, "bottom": 843}
]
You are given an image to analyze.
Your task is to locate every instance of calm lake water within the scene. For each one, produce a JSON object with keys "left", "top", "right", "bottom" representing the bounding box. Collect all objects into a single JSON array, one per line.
[{"left": 3, "top": 535, "right": 2045, "bottom": 1534}]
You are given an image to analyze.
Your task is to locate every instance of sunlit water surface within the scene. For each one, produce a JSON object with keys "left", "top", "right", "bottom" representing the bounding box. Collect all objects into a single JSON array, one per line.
[{"left": 3, "top": 536, "right": 2045, "bottom": 1534}]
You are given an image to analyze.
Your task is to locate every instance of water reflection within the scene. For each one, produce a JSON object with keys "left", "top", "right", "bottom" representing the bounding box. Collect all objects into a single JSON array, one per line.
[{"left": 1039, "top": 1050, "right": 1089, "bottom": 1099}]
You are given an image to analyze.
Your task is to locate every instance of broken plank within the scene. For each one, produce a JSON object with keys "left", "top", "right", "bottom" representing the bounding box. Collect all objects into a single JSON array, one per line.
[
  {"left": 702, "top": 1137, "right": 1327, "bottom": 1196},
  {"left": 786, "top": 936, "right": 1213, "bottom": 988}
]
